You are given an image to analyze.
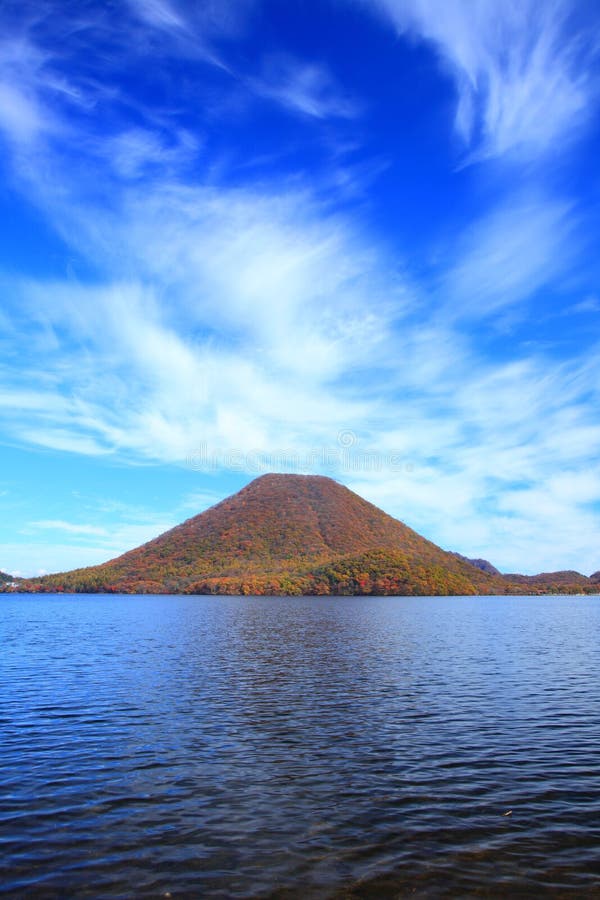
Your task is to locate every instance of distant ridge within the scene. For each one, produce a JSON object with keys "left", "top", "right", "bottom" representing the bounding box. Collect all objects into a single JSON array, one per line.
[
  {"left": 451, "top": 553, "right": 501, "bottom": 576},
  {"left": 6, "top": 474, "right": 599, "bottom": 596},
  {"left": 0, "top": 570, "right": 12, "bottom": 583}
]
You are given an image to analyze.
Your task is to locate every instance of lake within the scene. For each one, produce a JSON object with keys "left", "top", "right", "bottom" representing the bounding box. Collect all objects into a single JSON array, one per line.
[{"left": 1, "top": 594, "right": 600, "bottom": 897}]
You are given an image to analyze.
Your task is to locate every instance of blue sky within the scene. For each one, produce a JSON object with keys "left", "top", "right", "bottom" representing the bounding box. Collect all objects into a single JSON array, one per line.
[{"left": 1, "top": 0, "right": 600, "bottom": 577}]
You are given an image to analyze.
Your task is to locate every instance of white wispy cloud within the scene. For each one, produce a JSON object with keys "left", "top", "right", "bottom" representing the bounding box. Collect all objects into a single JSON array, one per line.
[
  {"left": 128, "top": 0, "right": 255, "bottom": 41},
  {"left": 251, "top": 55, "right": 360, "bottom": 119},
  {"left": 367, "top": 0, "right": 596, "bottom": 162},
  {"left": 125, "top": 0, "right": 257, "bottom": 71},
  {"left": 0, "top": 81, "right": 45, "bottom": 144},
  {"left": 348, "top": 348, "right": 600, "bottom": 575},
  {"left": 0, "top": 519, "right": 177, "bottom": 575},
  {"left": 440, "top": 193, "right": 576, "bottom": 320},
  {"left": 102, "top": 127, "right": 200, "bottom": 179},
  {"left": 29, "top": 520, "right": 109, "bottom": 537},
  {"left": 0, "top": 35, "right": 61, "bottom": 146},
  {"left": 2, "top": 199, "right": 391, "bottom": 460},
  {"left": 5, "top": 492, "right": 228, "bottom": 576},
  {"left": 0, "top": 543, "right": 118, "bottom": 576},
  {"left": 128, "top": 0, "right": 188, "bottom": 32},
  {"left": 568, "top": 296, "right": 600, "bottom": 315}
]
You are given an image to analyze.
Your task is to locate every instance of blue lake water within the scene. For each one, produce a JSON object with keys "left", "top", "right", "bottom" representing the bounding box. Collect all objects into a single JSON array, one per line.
[{"left": 1, "top": 593, "right": 600, "bottom": 897}]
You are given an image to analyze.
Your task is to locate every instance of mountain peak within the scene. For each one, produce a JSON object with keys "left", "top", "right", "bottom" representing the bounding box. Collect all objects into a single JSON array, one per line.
[
  {"left": 11, "top": 474, "right": 599, "bottom": 596},
  {"left": 18, "top": 473, "right": 502, "bottom": 594}
]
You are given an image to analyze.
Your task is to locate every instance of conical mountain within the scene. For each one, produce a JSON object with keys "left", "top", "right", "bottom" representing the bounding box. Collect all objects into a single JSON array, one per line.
[{"left": 21, "top": 474, "right": 512, "bottom": 595}]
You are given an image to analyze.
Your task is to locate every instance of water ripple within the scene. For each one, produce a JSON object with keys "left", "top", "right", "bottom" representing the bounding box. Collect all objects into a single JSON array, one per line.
[{"left": 1, "top": 594, "right": 600, "bottom": 897}]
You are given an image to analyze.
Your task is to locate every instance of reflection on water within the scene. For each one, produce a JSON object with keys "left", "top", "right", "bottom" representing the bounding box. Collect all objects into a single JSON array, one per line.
[{"left": 1, "top": 594, "right": 600, "bottom": 897}]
